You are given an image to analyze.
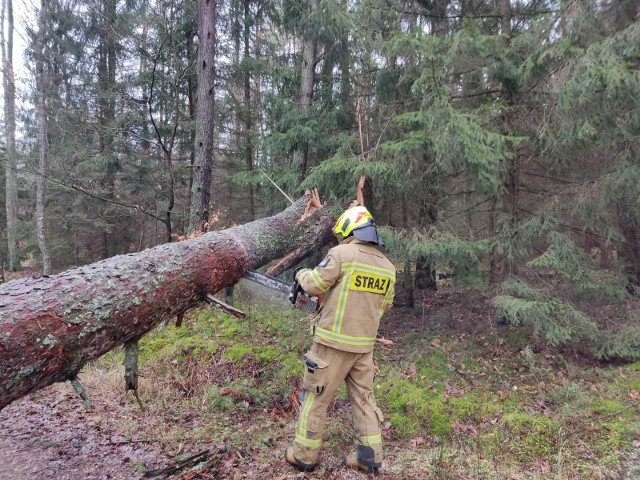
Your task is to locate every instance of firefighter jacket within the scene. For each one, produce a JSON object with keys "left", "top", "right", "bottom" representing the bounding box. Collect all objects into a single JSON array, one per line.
[{"left": 298, "top": 237, "right": 396, "bottom": 353}]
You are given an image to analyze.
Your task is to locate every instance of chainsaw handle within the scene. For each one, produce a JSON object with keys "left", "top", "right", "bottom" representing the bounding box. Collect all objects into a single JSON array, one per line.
[{"left": 289, "top": 267, "right": 304, "bottom": 305}]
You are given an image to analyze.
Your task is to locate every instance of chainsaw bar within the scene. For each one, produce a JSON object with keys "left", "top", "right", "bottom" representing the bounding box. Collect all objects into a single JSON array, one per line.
[{"left": 242, "top": 269, "right": 319, "bottom": 313}]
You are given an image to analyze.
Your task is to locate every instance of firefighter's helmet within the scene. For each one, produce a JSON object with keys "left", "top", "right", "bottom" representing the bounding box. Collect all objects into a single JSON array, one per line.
[{"left": 333, "top": 206, "right": 384, "bottom": 245}]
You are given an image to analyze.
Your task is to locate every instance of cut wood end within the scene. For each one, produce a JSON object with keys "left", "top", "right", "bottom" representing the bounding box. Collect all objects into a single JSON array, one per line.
[
  {"left": 357, "top": 175, "right": 366, "bottom": 207},
  {"left": 265, "top": 248, "right": 303, "bottom": 276},
  {"left": 300, "top": 189, "right": 323, "bottom": 222}
]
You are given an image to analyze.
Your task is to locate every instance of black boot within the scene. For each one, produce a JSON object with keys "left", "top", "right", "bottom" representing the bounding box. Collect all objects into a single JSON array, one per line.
[{"left": 284, "top": 446, "right": 317, "bottom": 472}]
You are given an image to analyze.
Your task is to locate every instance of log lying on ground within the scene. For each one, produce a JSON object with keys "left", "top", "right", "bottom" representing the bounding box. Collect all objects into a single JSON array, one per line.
[{"left": 0, "top": 195, "right": 335, "bottom": 411}]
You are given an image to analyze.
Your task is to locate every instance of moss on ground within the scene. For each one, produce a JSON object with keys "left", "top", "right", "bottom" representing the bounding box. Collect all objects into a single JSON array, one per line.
[
  {"left": 371, "top": 323, "right": 638, "bottom": 477},
  {"left": 91, "top": 301, "right": 640, "bottom": 479}
]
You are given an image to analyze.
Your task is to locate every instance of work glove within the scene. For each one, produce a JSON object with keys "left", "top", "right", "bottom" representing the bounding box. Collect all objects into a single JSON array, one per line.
[{"left": 295, "top": 268, "right": 312, "bottom": 282}]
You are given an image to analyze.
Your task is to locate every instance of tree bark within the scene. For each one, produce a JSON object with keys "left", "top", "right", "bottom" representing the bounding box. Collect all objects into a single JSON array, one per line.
[
  {"left": 0, "top": 195, "right": 335, "bottom": 411},
  {"left": 499, "top": 0, "right": 519, "bottom": 277},
  {"left": 293, "top": 0, "right": 318, "bottom": 188},
  {"left": 35, "top": 0, "right": 52, "bottom": 275},
  {"left": 1, "top": 0, "right": 20, "bottom": 272},
  {"left": 414, "top": 1, "right": 450, "bottom": 291},
  {"left": 243, "top": 0, "right": 255, "bottom": 222},
  {"left": 97, "top": 0, "right": 118, "bottom": 258},
  {"left": 188, "top": 0, "right": 217, "bottom": 234}
]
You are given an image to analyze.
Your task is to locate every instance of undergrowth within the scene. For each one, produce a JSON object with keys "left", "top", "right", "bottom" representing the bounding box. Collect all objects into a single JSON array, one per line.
[{"left": 85, "top": 296, "right": 640, "bottom": 479}]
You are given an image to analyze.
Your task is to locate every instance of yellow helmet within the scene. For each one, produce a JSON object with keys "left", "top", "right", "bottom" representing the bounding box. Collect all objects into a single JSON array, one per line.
[{"left": 333, "top": 205, "right": 374, "bottom": 238}]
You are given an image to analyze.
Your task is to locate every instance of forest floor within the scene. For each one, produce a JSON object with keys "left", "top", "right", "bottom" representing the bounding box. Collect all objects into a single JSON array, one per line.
[{"left": 2, "top": 283, "right": 640, "bottom": 480}]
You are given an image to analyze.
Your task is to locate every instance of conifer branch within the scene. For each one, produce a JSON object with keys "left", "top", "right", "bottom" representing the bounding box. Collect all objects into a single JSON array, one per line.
[
  {"left": 451, "top": 89, "right": 503, "bottom": 99},
  {"left": 523, "top": 171, "right": 575, "bottom": 184},
  {"left": 518, "top": 207, "right": 640, "bottom": 250},
  {"left": 0, "top": 160, "right": 167, "bottom": 223},
  {"left": 441, "top": 197, "right": 493, "bottom": 221},
  {"left": 367, "top": 5, "right": 559, "bottom": 20}
]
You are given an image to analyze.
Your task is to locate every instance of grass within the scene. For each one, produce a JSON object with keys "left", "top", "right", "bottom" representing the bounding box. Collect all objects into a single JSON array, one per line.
[{"left": 78, "top": 295, "right": 640, "bottom": 479}]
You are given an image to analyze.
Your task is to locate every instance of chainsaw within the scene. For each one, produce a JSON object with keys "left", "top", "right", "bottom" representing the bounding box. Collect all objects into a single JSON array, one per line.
[{"left": 242, "top": 269, "right": 319, "bottom": 313}]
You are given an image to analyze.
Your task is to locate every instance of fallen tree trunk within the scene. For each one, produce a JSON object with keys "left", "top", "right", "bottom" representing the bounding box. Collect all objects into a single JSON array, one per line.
[{"left": 0, "top": 195, "right": 335, "bottom": 411}]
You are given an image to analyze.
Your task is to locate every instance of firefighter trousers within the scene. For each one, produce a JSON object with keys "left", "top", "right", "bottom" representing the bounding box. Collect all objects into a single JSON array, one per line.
[{"left": 292, "top": 342, "right": 384, "bottom": 467}]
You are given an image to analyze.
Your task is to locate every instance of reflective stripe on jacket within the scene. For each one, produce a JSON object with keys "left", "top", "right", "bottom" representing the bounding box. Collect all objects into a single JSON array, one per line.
[{"left": 298, "top": 237, "right": 396, "bottom": 353}]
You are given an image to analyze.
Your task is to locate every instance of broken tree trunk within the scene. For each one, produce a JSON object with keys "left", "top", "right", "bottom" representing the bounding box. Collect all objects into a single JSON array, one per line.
[{"left": 0, "top": 195, "right": 335, "bottom": 411}]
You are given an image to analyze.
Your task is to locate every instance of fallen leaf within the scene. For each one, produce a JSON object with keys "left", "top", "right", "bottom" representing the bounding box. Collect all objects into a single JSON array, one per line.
[
  {"left": 444, "top": 379, "right": 465, "bottom": 397},
  {"left": 538, "top": 460, "right": 551, "bottom": 473},
  {"left": 410, "top": 436, "right": 426, "bottom": 447}
]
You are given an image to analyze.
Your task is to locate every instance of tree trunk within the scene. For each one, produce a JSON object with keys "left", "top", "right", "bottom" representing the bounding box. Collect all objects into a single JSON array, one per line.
[
  {"left": 35, "top": 0, "right": 52, "bottom": 275},
  {"left": 188, "top": 0, "right": 217, "bottom": 234},
  {"left": 186, "top": 27, "right": 197, "bottom": 217},
  {"left": 0, "top": 195, "right": 335, "bottom": 411},
  {"left": 414, "top": 0, "right": 450, "bottom": 291},
  {"left": 499, "top": 0, "right": 519, "bottom": 276},
  {"left": 338, "top": 0, "right": 351, "bottom": 117},
  {"left": 97, "top": 0, "right": 118, "bottom": 258},
  {"left": 293, "top": 0, "right": 318, "bottom": 187},
  {"left": 415, "top": 255, "right": 437, "bottom": 290},
  {"left": 243, "top": 0, "right": 255, "bottom": 222},
  {"left": 1, "top": 0, "right": 20, "bottom": 272},
  {"left": 415, "top": 197, "right": 438, "bottom": 290},
  {"left": 230, "top": 0, "right": 255, "bottom": 224}
]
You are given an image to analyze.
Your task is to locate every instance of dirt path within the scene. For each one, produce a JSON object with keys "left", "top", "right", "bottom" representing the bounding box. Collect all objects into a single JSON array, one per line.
[
  {"left": 623, "top": 439, "right": 640, "bottom": 480},
  {"left": 0, "top": 385, "right": 165, "bottom": 480}
]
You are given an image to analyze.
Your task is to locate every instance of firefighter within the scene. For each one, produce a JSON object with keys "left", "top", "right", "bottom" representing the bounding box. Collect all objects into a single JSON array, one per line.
[{"left": 284, "top": 205, "right": 396, "bottom": 475}]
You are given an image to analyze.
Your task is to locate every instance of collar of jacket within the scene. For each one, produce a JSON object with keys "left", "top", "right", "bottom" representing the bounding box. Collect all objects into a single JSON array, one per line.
[{"left": 340, "top": 236, "right": 365, "bottom": 245}]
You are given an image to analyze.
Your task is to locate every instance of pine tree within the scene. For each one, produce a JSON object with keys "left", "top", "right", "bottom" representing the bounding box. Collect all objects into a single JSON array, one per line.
[
  {"left": 188, "top": 0, "right": 217, "bottom": 234},
  {"left": 34, "top": 0, "right": 51, "bottom": 274},
  {"left": 1, "top": 0, "right": 20, "bottom": 271}
]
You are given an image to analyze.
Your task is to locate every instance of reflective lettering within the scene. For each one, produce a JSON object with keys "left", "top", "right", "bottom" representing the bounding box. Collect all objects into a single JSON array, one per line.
[{"left": 348, "top": 271, "right": 391, "bottom": 294}]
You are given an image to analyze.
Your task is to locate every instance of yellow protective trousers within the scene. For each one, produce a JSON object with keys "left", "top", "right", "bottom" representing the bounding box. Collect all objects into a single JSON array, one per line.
[{"left": 292, "top": 342, "right": 384, "bottom": 467}]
